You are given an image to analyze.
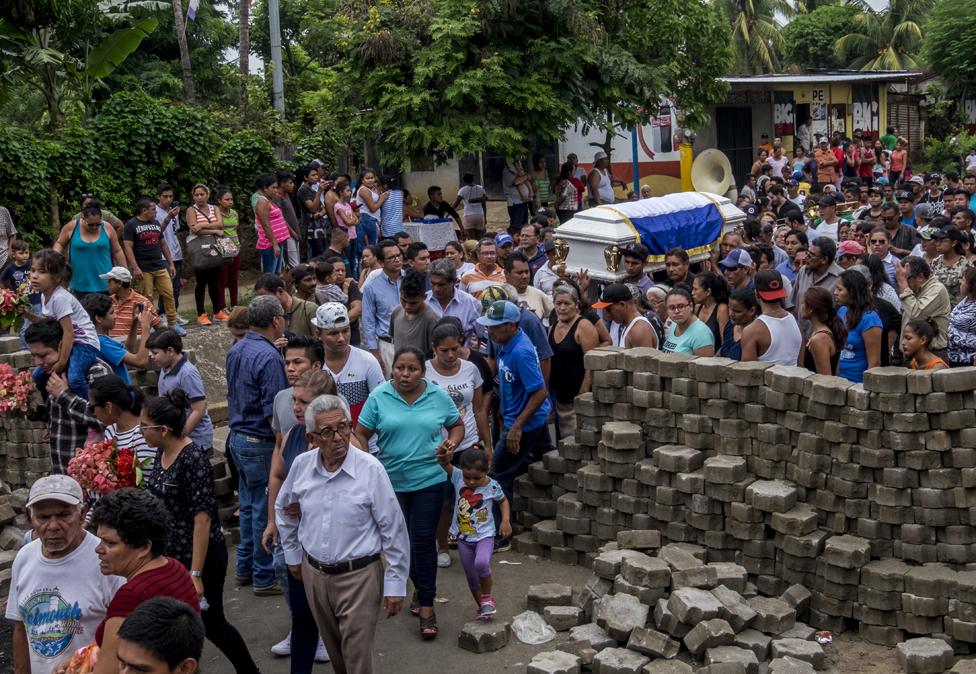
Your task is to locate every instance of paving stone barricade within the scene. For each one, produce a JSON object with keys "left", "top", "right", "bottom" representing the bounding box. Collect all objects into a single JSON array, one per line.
[
  {"left": 0, "top": 335, "right": 238, "bottom": 566},
  {"left": 513, "top": 347, "right": 976, "bottom": 646}
]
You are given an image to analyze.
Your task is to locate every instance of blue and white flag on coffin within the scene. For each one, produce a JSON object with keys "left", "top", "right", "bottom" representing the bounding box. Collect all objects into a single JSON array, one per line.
[{"left": 592, "top": 192, "right": 727, "bottom": 264}]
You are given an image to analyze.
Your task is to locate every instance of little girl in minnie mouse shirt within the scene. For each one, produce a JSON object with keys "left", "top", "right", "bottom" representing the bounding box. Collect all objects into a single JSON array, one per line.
[{"left": 438, "top": 446, "right": 510, "bottom": 621}]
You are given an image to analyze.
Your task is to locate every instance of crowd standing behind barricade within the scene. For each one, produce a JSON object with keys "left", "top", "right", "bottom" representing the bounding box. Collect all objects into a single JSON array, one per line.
[{"left": 6, "top": 143, "right": 976, "bottom": 674}]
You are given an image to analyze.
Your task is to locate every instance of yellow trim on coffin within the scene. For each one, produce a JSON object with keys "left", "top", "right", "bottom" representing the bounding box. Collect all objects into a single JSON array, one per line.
[{"left": 602, "top": 195, "right": 728, "bottom": 264}]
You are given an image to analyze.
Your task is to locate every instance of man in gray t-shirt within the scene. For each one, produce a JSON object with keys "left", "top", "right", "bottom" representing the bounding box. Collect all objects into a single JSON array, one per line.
[{"left": 390, "top": 270, "right": 439, "bottom": 360}]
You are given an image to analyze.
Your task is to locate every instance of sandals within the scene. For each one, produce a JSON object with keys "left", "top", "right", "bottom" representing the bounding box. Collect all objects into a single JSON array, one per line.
[
  {"left": 410, "top": 593, "right": 420, "bottom": 617},
  {"left": 419, "top": 612, "right": 438, "bottom": 640}
]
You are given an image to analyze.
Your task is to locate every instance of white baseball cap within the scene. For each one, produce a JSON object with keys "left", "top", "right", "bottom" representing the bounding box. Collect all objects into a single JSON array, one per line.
[
  {"left": 312, "top": 303, "right": 350, "bottom": 330},
  {"left": 27, "top": 475, "right": 84, "bottom": 508},
  {"left": 98, "top": 266, "right": 133, "bottom": 283},
  {"left": 593, "top": 150, "right": 608, "bottom": 162}
]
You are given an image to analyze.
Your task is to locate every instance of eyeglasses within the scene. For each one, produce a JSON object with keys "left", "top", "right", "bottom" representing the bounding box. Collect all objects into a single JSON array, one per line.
[
  {"left": 870, "top": 239, "right": 887, "bottom": 245},
  {"left": 140, "top": 423, "right": 166, "bottom": 431},
  {"left": 312, "top": 423, "right": 351, "bottom": 438},
  {"left": 666, "top": 303, "right": 691, "bottom": 312}
]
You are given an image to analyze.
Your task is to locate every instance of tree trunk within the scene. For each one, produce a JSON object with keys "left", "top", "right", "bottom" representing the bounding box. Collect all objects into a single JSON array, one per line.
[
  {"left": 239, "top": 0, "right": 250, "bottom": 111},
  {"left": 171, "top": 0, "right": 196, "bottom": 104}
]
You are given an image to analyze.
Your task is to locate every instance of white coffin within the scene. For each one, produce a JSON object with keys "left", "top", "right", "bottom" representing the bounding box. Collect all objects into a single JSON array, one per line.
[{"left": 552, "top": 191, "right": 745, "bottom": 283}]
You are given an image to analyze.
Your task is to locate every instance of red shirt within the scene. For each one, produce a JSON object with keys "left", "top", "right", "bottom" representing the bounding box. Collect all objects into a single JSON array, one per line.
[{"left": 95, "top": 557, "right": 200, "bottom": 645}]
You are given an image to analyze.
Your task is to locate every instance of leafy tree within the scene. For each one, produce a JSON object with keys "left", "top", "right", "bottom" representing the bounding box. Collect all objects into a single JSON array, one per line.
[
  {"left": 921, "top": 0, "right": 976, "bottom": 99},
  {"left": 305, "top": 0, "right": 730, "bottom": 166},
  {"left": 716, "top": 0, "right": 796, "bottom": 74},
  {"left": 834, "top": 0, "right": 933, "bottom": 71},
  {"left": 783, "top": 5, "right": 857, "bottom": 71},
  {"left": 0, "top": 0, "right": 160, "bottom": 134}
]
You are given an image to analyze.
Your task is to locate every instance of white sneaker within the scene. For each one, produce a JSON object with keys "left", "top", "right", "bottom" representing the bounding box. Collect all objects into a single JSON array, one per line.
[
  {"left": 314, "top": 639, "right": 330, "bottom": 663},
  {"left": 177, "top": 315, "right": 189, "bottom": 325},
  {"left": 436, "top": 552, "right": 451, "bottom": 568},
  {"left": 270, "top": 632, "right": 291, "bottom": 656}
]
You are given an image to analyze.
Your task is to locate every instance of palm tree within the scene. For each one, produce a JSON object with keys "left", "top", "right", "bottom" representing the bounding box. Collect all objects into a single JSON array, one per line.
[
  {"left": 716, "top": 0, "right": 797, "bottom": 74},
  {"left": 833, "top": 0, "right": 934, "bottom": 71}
]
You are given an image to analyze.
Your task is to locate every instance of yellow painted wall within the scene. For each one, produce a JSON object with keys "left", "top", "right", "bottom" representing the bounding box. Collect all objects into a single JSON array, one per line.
[{"left": 779, "top": 84, "right": 888, "bottom": 152}]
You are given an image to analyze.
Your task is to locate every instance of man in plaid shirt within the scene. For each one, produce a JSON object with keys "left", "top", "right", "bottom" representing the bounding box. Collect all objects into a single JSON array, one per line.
[{"left": 25, "top": 319, "right": 111, "bottom": 473}]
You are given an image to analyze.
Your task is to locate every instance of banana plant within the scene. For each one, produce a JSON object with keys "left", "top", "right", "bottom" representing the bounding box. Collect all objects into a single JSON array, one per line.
[{"left": 0, "top": 2, "right": 162, "bottom": 134}]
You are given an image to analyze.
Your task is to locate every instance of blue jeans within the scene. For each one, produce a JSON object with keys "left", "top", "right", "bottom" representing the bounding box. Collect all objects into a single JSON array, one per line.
[
  {"left": 396, "top": 481, "right": 446, "bottom": 607},
  {"left": 273, "top": 546, "right": 319, "bottom": 674},
  {"left": 356, "top": 214, "right": 378, "bottom": 276},
  {"left": 492, "top": 424, "right": 553, "bottom": 503},
  {"left": 260, "top": 247, "right": 284, "bottom": 274},
  {"left": 228, "top": 430, "right": 276, "bottom": 589},
  {"left": 33, "top": 341, "right": 101, "bottom": 400}
]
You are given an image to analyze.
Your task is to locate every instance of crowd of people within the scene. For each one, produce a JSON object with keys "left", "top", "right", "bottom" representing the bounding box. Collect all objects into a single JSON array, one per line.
[{"left": 6, "top": 142, "right": 976, "bottom": 674}]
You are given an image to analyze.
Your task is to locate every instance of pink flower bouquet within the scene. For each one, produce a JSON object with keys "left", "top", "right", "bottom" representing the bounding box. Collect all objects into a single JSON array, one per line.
[
  {"left": 67, "top": 438, "right": 151, "bottom": 495},
  {"left": 0, "top": 363, "right": 35, "bottom": 414},
  {"left": 0, "top": 287, "right": 29, "bottom": 332}
]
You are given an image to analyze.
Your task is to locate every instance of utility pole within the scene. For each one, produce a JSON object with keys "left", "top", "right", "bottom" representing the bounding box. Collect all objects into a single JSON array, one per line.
[{"left": 267, "top": 0, "right": 285, "bottom": 113}]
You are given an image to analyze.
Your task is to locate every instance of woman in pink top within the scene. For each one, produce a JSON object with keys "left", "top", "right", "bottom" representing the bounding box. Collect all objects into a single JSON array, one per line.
[
  {"left": 889, "top": 140, "right": 908, "bottom": 185},
  {"left": 253, "top": 174, "right": 291, "bottom": 273}
]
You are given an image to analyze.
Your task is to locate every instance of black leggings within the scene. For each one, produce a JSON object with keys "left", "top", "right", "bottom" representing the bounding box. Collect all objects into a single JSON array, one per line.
[
  {"left": 195, "top": 266, "right": 223, "bottom": 316},
  {"left": 202, "top": 544, "right": 259, "bottom": 674}
]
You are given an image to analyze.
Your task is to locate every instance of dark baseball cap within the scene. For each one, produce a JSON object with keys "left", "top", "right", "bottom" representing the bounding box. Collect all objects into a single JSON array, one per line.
[
  {"left": 933, "top": 227, "right": 965, "bottom": 244},
  {"left": 592, "top": 284, "right": 633, "bottom": 308},
  {"left": 896, "top": 191, "right": 914, "bottom": 202},
  {"left": 620, "top": 242, "right": 650, "bottom": 261},
  {"left": 755, "top": 270, "right": 788, "bottom": 301}
]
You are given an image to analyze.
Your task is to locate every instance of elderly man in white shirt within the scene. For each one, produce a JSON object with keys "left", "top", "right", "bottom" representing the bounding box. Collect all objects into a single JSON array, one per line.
[{"left": 276, "top": 394, "right": 410, "bottom": 674}]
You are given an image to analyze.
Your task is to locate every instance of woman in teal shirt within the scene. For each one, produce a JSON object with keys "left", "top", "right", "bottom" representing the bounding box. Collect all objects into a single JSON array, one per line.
[
  {"left": 356, "top": 346, "right": 464, "bottom": 640},
  {"left": 661, "top": 287, "right": 716, "bottom": 356}
]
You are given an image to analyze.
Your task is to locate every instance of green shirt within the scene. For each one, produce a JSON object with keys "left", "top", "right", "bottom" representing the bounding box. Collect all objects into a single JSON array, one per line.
[
  {"left": 880, "top": 133, "right": 897, "bottom": 151},
  {"left": 662, "top": 319, "right": 715, "bottom": 355},
  {"left": 358, "top": 380, "right": 460, "bottom": 493},
  {"left": 221, "top": 208, "right": 240, "bottom": 245}
]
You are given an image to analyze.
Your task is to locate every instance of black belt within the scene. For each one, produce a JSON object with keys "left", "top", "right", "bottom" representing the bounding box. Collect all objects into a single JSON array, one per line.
[
  {"left": 305, "top": 552, "right": 380, "bottom": 575},
  {"left": 378, "top": 335, "right": 392, "bottom": 343}
]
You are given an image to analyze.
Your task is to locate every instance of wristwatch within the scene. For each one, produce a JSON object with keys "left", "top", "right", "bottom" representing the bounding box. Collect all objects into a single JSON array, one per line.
[{"left": 190, "top": 570, "right": 202, "bottom": 578}]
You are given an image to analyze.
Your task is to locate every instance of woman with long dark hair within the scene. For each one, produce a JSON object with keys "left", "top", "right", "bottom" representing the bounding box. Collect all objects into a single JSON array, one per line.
[
  {"left": 215, "top": 186, "right": 241, "bottom": 310},
  {"left": 552, "top": 162, "right": 580, "bottom": 224},
  {"left": 252, "top": 174, "right": 290, "bottom": 274},
  {"left": 143, "top": 391, "right": 259, "bottom": 674},
  {"left": 661, "top": 287, "right": 715, "bottom": 356},
  {"left": 834, "top": 269, "right": 882, "bottom": 383},
  {"left": 89, "top": 374, "right": 153, "bottom": 467},
  {"left": 949, "top": 266, "right": 976, "bottom": 367},
  {"left": 186, "top": 183, "right": 227, "bottom": 326},
  {"left": 800, "top": 286, "right": 846, "bottom": 375},
  {"left": 719, "top": 288, "right": 759, "bottom": 361},
  {"left": 354, "top": 347, "right": 464, "bottom": 640},
  {"left": 692, "top": 271, "right": 730, "bottom": 350}
]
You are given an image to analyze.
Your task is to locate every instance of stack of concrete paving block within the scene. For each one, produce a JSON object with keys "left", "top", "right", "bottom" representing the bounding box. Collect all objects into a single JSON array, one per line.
[
  {"left": 515, "top": 346, "right": 976, "bottom": 644},
  {"left": 523, "top": 541, "right": 836, "bottom": 673}
]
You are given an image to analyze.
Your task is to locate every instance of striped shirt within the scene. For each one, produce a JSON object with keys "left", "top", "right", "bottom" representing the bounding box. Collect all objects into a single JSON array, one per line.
[
  {"left": 109, "top": 290, "right": 161, "bottom": 340},
  {"left": 105, "top": 423, "right": 155, "bottom": 468}
]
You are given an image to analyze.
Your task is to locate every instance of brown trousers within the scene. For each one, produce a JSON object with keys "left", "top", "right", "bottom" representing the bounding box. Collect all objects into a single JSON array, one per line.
[{"left": 302, "top": 557, "right": 383, "bottom": 674}]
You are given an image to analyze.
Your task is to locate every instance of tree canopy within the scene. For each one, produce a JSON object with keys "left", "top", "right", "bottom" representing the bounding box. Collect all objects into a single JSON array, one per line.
[
  {"left": 833, "top": 0, "right": 932, "bottom": 71},
  {"left": 921, "top": 0, "right": 976, "bottom": 96},
  {"left": 303, "top": 0, "right": 731, "bottom": 165},
  {"left": 783, "top": 5, "right": 858, "bottom": 71}
]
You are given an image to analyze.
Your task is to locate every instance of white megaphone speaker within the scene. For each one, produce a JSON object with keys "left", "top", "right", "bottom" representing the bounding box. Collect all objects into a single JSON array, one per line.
[{"left": 691, "top": 149, "right": 735, "bottom": 200}]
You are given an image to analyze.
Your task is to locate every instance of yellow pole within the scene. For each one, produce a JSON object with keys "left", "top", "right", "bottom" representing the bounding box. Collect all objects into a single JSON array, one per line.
[{"left": 680, "top": 142, "right": 694, "bottom": 192}]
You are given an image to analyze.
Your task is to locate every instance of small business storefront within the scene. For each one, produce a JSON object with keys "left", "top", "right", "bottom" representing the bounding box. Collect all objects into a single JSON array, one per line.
[{"left": 694, "top": 72, "right": 925, "bottom": 186}]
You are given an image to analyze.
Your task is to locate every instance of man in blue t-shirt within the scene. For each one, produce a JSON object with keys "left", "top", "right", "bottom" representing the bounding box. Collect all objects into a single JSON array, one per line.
[{"left": 477, "top": 300, "right": 552, "bottom": 547}]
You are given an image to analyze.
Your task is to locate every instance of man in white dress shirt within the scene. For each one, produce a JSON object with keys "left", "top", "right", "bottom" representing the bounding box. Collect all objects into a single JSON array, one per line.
[{"left": 276, "top": 394, "right": 409, "bottom": 674}]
